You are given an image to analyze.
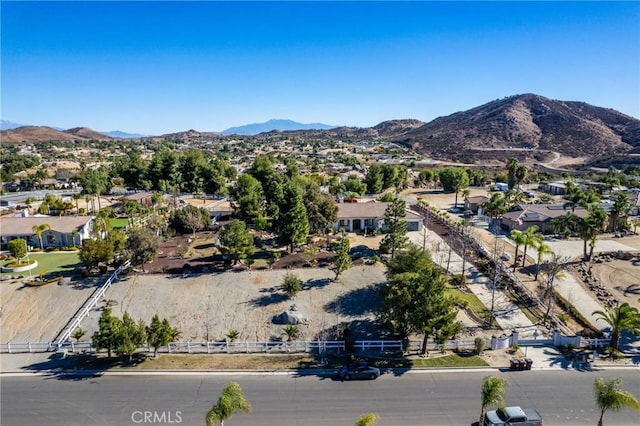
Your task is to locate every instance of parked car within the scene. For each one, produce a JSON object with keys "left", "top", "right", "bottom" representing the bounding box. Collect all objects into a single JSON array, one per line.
[
  {"left": 484, "top": 406, "right": 543, "bottom": 426},
  {"left": 501, "top": 252, "right": 512, "bottom": 261},
  {"left": 336, "top": 362, "right": 381, "bottom": 380}
]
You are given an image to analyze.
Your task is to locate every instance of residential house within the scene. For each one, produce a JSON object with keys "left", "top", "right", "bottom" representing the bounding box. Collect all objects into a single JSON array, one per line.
[
  {"left": 0, "top": 215, "right": 94, "bottom": 250},
  {"left": 501, "top": 204, "right": 589, "bottom": 234},
  {"left": 464, "top": 195, "right": 490, "bottom": 215},
  {"left": 120, "top": 191, "right": 154, "bottom": 208},
  {"left": 333, "top": 201, "right": 423, "bottom": 233},
  {"left": 538, "top": 181, "right": 568, "bottom": 195}
]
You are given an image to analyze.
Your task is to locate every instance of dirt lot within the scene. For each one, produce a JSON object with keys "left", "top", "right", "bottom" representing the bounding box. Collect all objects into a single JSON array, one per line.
[
  {"left": 80, "top": 264, "right": 389, "bottom": 342},
  {"left": 0, "top": 276, "right": 100, "bottom": 342}
]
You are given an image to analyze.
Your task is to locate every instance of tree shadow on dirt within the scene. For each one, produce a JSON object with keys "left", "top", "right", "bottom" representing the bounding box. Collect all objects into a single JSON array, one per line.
[
  {"left": 20, "top": 352, "right": 146, "bottom": 381},
  {"left": 248, "top": 290, "right": 288, "bottom": 307},
  {"left": 323, "top": 283, "right": 384, "bottom": 316},
  {"left": 303, "top": 277, "right": 332, "bottom": 290}
]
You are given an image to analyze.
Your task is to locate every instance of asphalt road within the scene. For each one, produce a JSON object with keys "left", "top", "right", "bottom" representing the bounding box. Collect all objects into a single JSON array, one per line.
[{"left": 1, "top": 369, "right": 639, "bottom": 426}]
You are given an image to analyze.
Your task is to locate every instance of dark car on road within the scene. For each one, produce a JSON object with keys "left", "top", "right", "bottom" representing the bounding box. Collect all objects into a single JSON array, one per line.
[{"left": 336, "top": 362, "right": 381, "bottom": 380}]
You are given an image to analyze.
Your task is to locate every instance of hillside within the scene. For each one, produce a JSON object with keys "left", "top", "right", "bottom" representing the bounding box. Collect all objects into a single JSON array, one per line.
[
  {"left": 0, "top": 126, "right": 93, "bottom": 144},
  {"left": 65, "top": 127, "right": 113, "bottom": 140},
  {"left": 395, "top": 94, "right": 640, "bottom": 163}
]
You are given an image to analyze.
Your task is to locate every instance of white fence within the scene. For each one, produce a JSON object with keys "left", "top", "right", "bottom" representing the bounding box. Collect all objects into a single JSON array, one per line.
[{"left": 53, "top": 260, "right": 131, "bottom": 343}]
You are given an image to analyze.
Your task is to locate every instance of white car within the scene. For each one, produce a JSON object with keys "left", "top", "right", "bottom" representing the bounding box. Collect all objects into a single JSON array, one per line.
[{"left": 501, "top": 252, "right": 512, "bottom": 261}]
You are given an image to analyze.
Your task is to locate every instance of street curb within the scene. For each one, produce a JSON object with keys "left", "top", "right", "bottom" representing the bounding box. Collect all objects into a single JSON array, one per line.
[{"left": 2, "top": 364, "right": 638, "bottom": 377}]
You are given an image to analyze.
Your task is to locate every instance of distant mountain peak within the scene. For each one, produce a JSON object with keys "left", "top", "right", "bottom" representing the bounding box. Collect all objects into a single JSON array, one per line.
[{"left": 220, "top": 119, "right": 336, "bottom": 135}]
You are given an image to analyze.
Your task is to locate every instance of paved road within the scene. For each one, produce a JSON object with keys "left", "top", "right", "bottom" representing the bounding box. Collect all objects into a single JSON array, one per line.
[{"left": 2, "top": 370, "right": 639, "bottom": 425}]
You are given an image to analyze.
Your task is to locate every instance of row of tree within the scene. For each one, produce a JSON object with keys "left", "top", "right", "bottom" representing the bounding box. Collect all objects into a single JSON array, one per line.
[{"left": 92, "top": 309, "right": 179, "bottom": 360}]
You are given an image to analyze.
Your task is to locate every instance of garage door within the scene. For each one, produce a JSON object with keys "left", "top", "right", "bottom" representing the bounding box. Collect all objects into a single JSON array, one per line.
[{"left": 407, "top": 221, "right": 419, "bottom": 231}]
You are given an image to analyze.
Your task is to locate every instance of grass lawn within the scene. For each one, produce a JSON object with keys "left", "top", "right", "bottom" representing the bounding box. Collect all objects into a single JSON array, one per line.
[
  {"left": 109, "top": 217, "right": 130, "bottom": 229},
  {"left": 1, "top": 251, "right": 80, "bottom": 277},
  {"left": 133, "top": 354, "right": 317, "bottom": 370},
  {"left": 407, "top": 354, "right": 488, "bottom": 368},
  {"left": 446, "top": 286, "right": 492, "bottom": 324}
]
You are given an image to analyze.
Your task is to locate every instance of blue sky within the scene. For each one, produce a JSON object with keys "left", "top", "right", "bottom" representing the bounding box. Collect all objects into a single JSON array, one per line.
[{"left": 2, "top": 1, "right": 639, "bottom": 135}]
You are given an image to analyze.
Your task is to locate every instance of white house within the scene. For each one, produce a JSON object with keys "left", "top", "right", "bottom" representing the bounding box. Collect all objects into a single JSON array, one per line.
[
  {"left": 0, "top": 216, "right": 94, "bottom": 250},
  {"left": 333, "top": 201, "right": 423, "bottom": 233}
]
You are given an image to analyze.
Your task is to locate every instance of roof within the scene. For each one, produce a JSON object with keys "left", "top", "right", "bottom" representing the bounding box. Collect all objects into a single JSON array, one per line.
[
  {"left": 502, "top": 204, "right": 589, "bottom": 223},
  {"left": 336, "top": 202, "right": 423, "bottom": 221},
  {"left": 466, "top": 195, "right": 489, "bottom": 204},
  {"left": 0, "top": 216, "right": 93, "bottom": 236}
]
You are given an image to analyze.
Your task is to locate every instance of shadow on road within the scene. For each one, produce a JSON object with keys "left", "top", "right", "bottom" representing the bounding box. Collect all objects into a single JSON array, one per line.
[{"left": 21, "top": 352, "right": 145, "bottom": 381}]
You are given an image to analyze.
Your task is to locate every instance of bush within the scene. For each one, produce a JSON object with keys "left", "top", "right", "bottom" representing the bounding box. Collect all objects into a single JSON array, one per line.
[
  {"left": 281, "top": 272, "right": 302, "bottom": 298},
  {"left": 506, "top": 345, "right": 520, "bottom": 354},
  {"left": 474, "top": 337, "right": 485, "bottom": 354}
]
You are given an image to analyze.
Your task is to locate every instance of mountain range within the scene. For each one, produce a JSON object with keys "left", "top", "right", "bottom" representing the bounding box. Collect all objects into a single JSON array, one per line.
[
  {"left": 220, "top": 119, "right": 335, "bottom": 135},
  {"left": 2, "top": 94, "right": 638, "bottom": 165}
]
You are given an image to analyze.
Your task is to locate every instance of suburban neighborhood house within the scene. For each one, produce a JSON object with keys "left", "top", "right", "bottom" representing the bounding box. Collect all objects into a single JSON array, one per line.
[
  {"left": 501, "top": 204, "right": 589, "bottom": 233},
  {"left": 334, "top": 201, "right": 423, "bottom": 233},
  {"left": 0, "top": 216, "right": 94, "bottom": 250}
]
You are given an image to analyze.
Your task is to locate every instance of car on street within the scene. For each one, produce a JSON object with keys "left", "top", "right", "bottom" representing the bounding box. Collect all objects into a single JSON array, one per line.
[
  {"left": 501, "top": 252, "right": 512, "bottom": 261},
  {"left": 336, "top": 362, "right": 381, "bottom": 380}
]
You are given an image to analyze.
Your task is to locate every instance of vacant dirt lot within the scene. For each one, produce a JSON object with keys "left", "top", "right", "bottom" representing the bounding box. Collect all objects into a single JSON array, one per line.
[{"left": 79, "top": 264, "right": 389, "bottom": 343}]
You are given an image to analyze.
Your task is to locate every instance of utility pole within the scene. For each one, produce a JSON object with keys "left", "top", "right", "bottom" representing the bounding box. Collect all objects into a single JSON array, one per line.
[{"left": 489, "top": 228, "right": 500, "bottom": 327}]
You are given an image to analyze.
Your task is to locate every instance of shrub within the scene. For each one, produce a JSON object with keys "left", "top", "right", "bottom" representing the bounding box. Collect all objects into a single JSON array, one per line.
[
  {"left": 281, "top": 272, "right": 302, "bottom": 298},
  {"left": 474, "top": 337, "right": 485, "bottom": 354},
  {"left": 506, "top": 345, "right": 520, "bottom": 354}
]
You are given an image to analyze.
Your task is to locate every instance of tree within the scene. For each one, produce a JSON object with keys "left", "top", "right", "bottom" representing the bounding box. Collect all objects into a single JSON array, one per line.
[
  {"left": 123, "top": 200, "right": 142, "bottom": 227},
  {"left": 355, "top": 413, "right": 380, "bottom": 426},
  {"left": 592, "top": 303, "right": 640, "bottom": 350},
  {"left": 71, "top": 327, "right": 86, "bottom": 342},
  {"left": 534, "top": 241, "right": 553, "bottom": 281},
  {"left": 480, "top": 376, "right": 509, "bottom": 425},
  {"left": 218, "top": 219, "right": 255, "bottom": 265},
  {"left": 520, "top": 226, "right": 543, "bottom": 267},
  {"left": 506, "top": 158, "right": 527, "bottom": 190},
  {"left": 438, "top": 167, "right": 469, "bottom": 209},
  {"left": 580, "top": 205, "right": 609, "bottom": 261},
  {"left": 282, "top": 323, "right": 301, "bottom": 341},
  {"left": 146, "top": 314, "right": 180, "bottom": 358},
  {"left": 379, "top": 197, "right": 408, "bottom": 257},
  {"left": 365, "top": 164, "right": 384, "bottom": 194},
  {"left": 125, "top": 227, "right": 161, "bottom": 272},
  {"left": 379, "top": 245, "right": 459, "bottom": 352},
  {"left": 540, "top": 254, "right": 569, "bottom": 323},
  {"left": 281, "top": 272, "right": 303, "bottom": 298},
  {"left": 331, "top": 231, "right": 351, "bottom": 281},
  {"left": 206, "top": 382, "right": 251, "bottom": 426},
  {"left": 508, "top": 229, "right": 526, "bottom": 271},
  {"left": 593, "top": 378, "right": 639, "bottom": 426},
  {"left": 551, "top": 212, "right": 579, "bottom": 239},
  {"left": 184, "top": 207, "right": 207, "bottom": 237},
  {"left": 276, "top": 183, "right": 309, "bottom": 253},
  {"left": 32, "top": 223, "right": 51, "bottom": 250},
  {"left": 302, "top": 180, "right": 338, "bottom": 233},
  {"left": 79, "top": 239, "right": 114, "bottom": 271},
  {"left": 610, "top": 192, "right": 632, "bottom": 232},
  {"left": 231, "top": 173, "right": 265, "bottom": 226},
  {"left": 92, "top": 307, "right": 121, "bottom": 358},
  {"left": 482, "top": 193, "right": 509, "bottom": 230},
  {"left": 8, "top": 239, "right": 27, "bottom": 264},
  {"left": 116, "top": 311, "right": 146, "bottom": 363}
]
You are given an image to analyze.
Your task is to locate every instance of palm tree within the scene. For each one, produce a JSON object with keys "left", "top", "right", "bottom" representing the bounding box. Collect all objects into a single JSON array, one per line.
[
  {"left": 479, "top": 376, "right": 509, "bottom": 425},
  {"left": 521, "top": 226, "right": 543, "bottom": 267},
  {"left": 483, "top": 193, "right": 508, "bottom": 232},
  {"left": 508, "top": 229, "right": 526, "bottom": 271},
  {"left": 355, "top": 413, "right": 380, "bottom": 426},
  {"left": 282, "top": 324, "right": 301, "bottom": 341},
  {"left": 206, "top": 381, "right": 251, "bottom": 426},
  {"left": 534, "top": 241, "right": 553, "bottom": 281},
  {"left": 609, "top": 192, "right": 632, "bottom": 232},
  {"left": 32, "top": 223, "right": 51, "bottom": 250},
  {"left": 552, "top": 213, "right": 579, "bottom": 239},
  {"left": 581, "top": 205, "right": 609, "bottom": 261},
  {"left": 540, "top": 254, "right": 568, "bottom": 323},
  {"left": 592, "top": 303, "right": 640, "bottom": 350},
  {"left": 593, "top": 378, "right": 639, "bottom": 426}
]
